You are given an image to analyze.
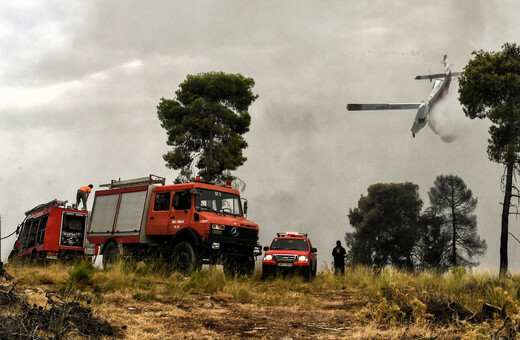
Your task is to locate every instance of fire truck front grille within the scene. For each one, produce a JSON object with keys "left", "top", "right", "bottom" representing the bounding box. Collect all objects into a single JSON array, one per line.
[
  {"left": 222, "top": 226, "right": 258, "bottom": 241},
  {"left": 274, "top": 254, "right": 297, "bottom": 263}
]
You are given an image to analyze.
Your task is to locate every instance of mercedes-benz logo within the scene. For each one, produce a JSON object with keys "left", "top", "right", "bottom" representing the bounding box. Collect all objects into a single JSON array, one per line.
[{"left": 230, "top": 227, "right": 239, "bottom": 237}]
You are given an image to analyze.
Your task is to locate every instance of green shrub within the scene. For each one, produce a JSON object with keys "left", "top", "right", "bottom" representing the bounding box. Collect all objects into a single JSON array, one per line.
[
  {"left": 67, "top": 260, "right": 94, "bottom": 285},
  {"left": 450, "top": 266, "right": 467, "bottom": 279}
]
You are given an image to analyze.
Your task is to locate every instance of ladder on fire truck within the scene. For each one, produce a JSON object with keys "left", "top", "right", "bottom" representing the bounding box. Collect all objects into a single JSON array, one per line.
[
  {"left": 24, "top": 199, "right": 68, "bottom": 217},
  {"left": 99, "top": 174, "right": 166, "bottom": 189}
]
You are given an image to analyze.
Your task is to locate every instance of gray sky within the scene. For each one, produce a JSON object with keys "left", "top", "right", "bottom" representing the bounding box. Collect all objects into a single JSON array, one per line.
[{"left": 1, "top": 0, "right": 519, "bottom": 271}]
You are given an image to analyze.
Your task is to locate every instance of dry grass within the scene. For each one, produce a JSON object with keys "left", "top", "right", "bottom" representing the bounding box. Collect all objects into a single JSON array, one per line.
[{"left": 3, "top": 261, "right": 520, "bottom": 339}]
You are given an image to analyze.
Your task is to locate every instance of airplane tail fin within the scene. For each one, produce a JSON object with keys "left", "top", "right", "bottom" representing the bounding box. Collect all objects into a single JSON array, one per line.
[
  {"left": 416, "top": 55, "right": 461, "bottom": 81},
  {"left": 415, "top": 73, "right": 447, "bottom": 81}
]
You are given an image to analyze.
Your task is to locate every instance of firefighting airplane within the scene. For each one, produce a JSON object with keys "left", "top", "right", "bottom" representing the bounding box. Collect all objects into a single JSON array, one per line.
[{"left": 346, "top": 55, "right": 461, "bottom": 137}]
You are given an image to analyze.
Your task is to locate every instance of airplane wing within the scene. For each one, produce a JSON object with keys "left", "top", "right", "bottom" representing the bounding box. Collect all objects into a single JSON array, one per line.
[
  {"left": 347, "top": 103, "right": 422, "bottom": 111},
  {"left": 415, "top": 72, "right": 462, "bottom": 80}
]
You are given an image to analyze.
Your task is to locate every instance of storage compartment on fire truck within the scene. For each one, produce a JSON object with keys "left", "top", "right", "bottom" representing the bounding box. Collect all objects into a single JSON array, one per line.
[{"left": 60, "top": 213, "right": 87, "bottom": 247}]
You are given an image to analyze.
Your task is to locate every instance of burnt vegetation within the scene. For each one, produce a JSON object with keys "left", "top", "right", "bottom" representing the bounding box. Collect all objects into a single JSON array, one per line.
[{"left": 0, "top": 262, "right": 122, "bottom": 340}]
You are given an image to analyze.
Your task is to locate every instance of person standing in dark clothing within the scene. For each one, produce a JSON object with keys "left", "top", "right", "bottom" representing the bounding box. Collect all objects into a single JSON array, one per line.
[{"left": 332, "top": 240, "right": 346, "bottom": 276}]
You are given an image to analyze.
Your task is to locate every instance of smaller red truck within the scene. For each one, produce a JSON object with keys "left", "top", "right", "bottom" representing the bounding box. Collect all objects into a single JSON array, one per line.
[
  {"left": 9, "top": 199, "right": 88, "bottom": 261},
  {"left": 262, "top": 231, "right": 317, "bottom": 279}
]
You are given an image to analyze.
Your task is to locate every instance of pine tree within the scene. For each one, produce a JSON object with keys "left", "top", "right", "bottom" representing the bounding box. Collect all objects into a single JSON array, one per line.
[
  {"left": 157, "top": 72, "right": 257, "bottom": 183},
  {"left": 427, "top": 174, "right": 486, "bottom": 268}
]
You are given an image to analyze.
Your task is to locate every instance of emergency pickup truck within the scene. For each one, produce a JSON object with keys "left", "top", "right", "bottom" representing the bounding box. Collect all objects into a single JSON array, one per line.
[
  {"left": 262, "top": 231, "right": 317, "bottom": 279},
  {"left": 85, "top": 175, "right": 261, "bottom": 276}
]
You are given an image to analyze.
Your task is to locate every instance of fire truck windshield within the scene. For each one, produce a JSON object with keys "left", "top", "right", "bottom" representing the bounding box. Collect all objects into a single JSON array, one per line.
[
  {"left": 197, "top": 189, "right": 242, "bottom": 216},
  {"left": 270, "top": 238, "right": 309, "bottom": 251}
]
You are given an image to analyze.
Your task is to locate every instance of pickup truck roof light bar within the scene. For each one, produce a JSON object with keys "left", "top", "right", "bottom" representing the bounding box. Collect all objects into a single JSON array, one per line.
[{"left": 277, "top": 231, "right": 308, "bottom": 238}]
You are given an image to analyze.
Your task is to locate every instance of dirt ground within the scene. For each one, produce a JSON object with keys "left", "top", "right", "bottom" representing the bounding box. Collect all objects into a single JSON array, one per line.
[
  {"left": 0, "top": 264, "right": 499, "bottom": 339},
  {"left": 100, "top": 289, "right": 366, "bottom": 339},
  {"left": 1, "top": 279, "right": 428, "bottom": 340},
  {"left": 89, "top": 287, "right": 471, "bottom": 340}
]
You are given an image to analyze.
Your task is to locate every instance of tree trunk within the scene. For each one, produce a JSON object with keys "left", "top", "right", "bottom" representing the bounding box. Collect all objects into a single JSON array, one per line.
[
  {"left": 500, "top": 161, "right": 514, "bottom": 275},
  {"left": 207, "top": 129, "right": 214, "bottom": 181},
  {"left": 451, "top": 204, "right": 457, "bottom": 267},
  {"left": 450, "top": 180, "right": 457, "bottom": 267}
]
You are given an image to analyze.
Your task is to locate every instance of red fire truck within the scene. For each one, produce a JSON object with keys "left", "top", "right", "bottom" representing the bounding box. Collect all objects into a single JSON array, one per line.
[
  {"left": 85, "top": 175, "right": 261, "bottom": 275},
  {"left": 9, "top": 199, "right": 88, "bottom": 261},
  {"left": 262, "top": 231, "right": 317, "bottom": 279}
]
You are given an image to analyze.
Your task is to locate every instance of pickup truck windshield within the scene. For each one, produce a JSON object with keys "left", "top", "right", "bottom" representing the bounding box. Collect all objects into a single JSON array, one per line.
[
  {"left": 270, "top": 238, "right": 309, "bottom": 251},
  {"left": 198, "top": 189, "right": 242, "bottom": 216}
]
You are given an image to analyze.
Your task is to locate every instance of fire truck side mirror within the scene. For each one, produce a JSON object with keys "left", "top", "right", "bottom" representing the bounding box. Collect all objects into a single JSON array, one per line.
[
  {"left": 190, "top": 189, "right": 201, "bottom": 210},
  {"left": 243, "top": 201, "right": 248, "bottom": 215}
]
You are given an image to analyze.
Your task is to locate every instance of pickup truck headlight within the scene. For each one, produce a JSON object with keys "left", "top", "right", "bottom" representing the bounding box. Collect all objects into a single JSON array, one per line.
[
  {"left": 298, "top": 255, "right": 309, "bottom": 262},
  {"left": 264, "top": 254, "right": 273, "bottom": 261},
  {"left": 211, "top": 224, "right": 226, "bottom": 230}
]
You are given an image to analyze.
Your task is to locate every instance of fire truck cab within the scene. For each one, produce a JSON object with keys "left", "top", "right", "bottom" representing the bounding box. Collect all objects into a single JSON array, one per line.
[
  {"left": 9, "top": 199, "right": 88, "bottom": 261},
  {"left": 86, "top": 175, "right": 261, "bottom": 276},
  {"left": 262, "top": 231, "right": 317, "bottom": 279}
]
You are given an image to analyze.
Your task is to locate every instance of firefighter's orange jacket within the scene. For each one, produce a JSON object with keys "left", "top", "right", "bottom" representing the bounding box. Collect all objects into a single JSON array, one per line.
[{"left": 78, "top": 186, "right": 92, "bottom": 195}]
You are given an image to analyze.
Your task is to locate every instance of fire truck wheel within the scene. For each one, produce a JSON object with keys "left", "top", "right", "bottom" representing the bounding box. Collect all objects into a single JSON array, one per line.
[
  {"left": 8, "top": 250, "right": 18, "bottom": 262},
  {"left": 171, "top": 241, "right": 200, "bottom": 275},
  {"left": 30, "top": 250, "right": 38, "bottom": 263},
  {"left": 102, "top": 242, "right": 120, "bottom": 268},
  {"left": 224, "top": 256, "right": 254, "bottom": 277}
]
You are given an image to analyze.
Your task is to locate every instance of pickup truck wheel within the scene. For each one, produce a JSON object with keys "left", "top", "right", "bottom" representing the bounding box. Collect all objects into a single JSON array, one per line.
[
  {"left": 261, "top": 266, "right": 274, "bottom": 280},
  {"left": 102, "top": 242, "right": 119, "bottom": 268},
  {"left": 303, "top": 266, "right": 312, "bottom": 280},
  {"left": 171, "top": 241, "right": 199, "bottom": 275}
]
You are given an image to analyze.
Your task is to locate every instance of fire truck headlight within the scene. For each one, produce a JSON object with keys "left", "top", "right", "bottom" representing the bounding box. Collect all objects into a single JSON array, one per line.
[
  {"left": 298, "top": 255, "right": 308, "bottom": 262},
  {"left": 264, "top": 254, "right": 273, "bottom": 261},
  {"left": 253, "top": 246, "right": 262, "bottom": 255},
  {"left": 211, "top": 242, "right": 221, "bottom": 250},
  {"left": 211, "top": 224, "right": 226, "bottom": 230}
]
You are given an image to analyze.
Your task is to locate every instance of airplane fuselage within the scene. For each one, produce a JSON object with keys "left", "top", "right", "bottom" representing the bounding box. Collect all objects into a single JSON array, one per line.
[
  {"left": 411, "top": 59, "right": 454, "bottom": 136},
  {"left": 428, "top": 70, "right": 452, "bottom": 106}
]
